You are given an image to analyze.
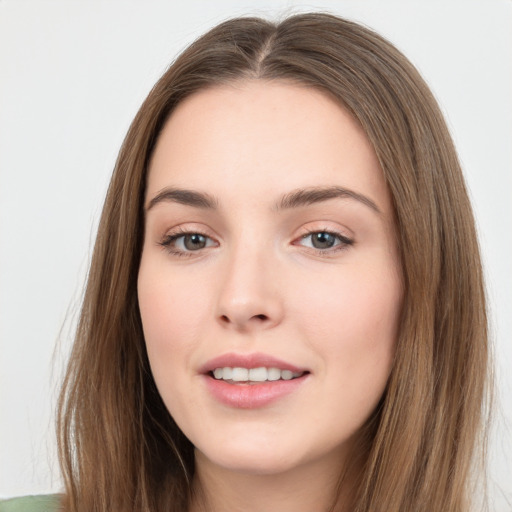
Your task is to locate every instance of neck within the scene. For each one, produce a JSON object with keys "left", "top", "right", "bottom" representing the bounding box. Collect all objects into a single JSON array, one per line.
[{"left": 188, "top": 449, "right": 358, "bottom": 512}]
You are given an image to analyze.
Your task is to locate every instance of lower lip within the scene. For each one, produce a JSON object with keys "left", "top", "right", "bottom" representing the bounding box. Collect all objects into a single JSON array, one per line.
[{"left": 204, "top": 374, "right": 308, "bottom": 409}]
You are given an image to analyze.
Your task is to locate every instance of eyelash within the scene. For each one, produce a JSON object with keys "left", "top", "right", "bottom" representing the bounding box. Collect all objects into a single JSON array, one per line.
[
  {"left": 158, "top": 227, "right": 216, "bottom": 258},
  {"left": 158, "top": 228, "right": 354, "bottom": 257},
  {"left": 296, "top": 229, "right": 354, "bottom": 256}
]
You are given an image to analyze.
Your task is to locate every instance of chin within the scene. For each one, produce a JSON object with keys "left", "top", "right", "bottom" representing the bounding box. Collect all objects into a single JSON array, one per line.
[
  {"left": 196, "top": 445, "right": 304, "bottom": 476},
  {"left": 192, "top": 428, "right": 309, "bottom": 476}
]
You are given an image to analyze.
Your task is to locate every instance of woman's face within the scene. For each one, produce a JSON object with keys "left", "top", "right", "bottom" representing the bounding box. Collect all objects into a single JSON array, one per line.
[{"left": 138, "top": 81, "right": 402, "bottom": 477}]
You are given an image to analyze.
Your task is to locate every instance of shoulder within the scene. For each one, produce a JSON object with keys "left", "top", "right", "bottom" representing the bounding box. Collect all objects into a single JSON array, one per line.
[{"left": 0, "top": 495, "right": 62, "bottom": 512}]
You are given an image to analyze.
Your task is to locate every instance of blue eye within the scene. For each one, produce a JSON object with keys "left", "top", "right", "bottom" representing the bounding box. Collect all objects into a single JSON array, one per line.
[{"left": 299, "top": 231, "right": 353, "bottom": 251}]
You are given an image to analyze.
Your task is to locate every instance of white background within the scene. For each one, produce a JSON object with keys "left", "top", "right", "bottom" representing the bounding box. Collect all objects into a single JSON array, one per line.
[{"left": 1, "top": 0, "right": 511, "bottom": 509}]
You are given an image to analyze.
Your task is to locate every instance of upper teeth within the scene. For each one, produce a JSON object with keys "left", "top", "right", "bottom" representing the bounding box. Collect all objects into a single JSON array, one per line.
[{"left": 212, "top": 367, "right": 303, "bottom": 382}]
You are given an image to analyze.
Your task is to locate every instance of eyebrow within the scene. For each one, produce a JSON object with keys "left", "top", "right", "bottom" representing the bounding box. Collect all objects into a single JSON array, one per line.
[
  {"left": 146, "top": 187, "right": 218, "bottom": 211},
  {"left": 146, "top": 185, "right": 380, "bottom": 214},
  {"left": 275, "top": 186, "right": 381, "bottom": 214}
]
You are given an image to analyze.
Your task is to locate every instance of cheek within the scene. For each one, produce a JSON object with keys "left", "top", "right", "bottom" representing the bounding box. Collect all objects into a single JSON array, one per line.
[
  {"left": 297, "top": 263, "right": 400, "bottom": 333},
  {"left": 138, "top": 258, "right": 209, "bottom": 343},
  {"left": 293, "top": 260, "right": 402, "bottom": 389},
  {"left": 137, "top": 260, "right": 211, "bottom": 392},
  {"left": 137, "top": 270, "right": 208, "bottom": 420}
]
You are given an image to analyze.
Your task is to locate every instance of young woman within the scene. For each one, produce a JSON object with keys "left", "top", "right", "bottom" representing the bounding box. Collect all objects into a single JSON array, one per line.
[{"left": 2, "top": 12, "right": 489, "bottom": 512}]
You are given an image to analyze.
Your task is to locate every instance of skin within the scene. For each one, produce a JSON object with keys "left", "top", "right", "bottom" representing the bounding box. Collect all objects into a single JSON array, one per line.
[{"left": 138, "top": 81, "right": 403, "bottom": 512}]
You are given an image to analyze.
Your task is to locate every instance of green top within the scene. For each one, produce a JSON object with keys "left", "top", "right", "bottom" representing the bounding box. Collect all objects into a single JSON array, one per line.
[{"left": 0, "top": 495, "right": 61, "bottom": 512}]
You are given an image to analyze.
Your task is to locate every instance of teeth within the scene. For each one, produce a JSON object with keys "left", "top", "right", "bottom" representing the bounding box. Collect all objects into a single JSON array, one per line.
[
  {"left": 248, "top": 367, "right": 267, "bottom": 382},
  {"left": 231, "top": 367, "right": 248, "bottom": 382},
  {"left": 211, "top": 367, "right": 303, "bottom": 382},
  {"left": 281, "top": 370, "right": 293, "bottom": 380},
  {"left": 268, "top": 367, "right": 281, "bottom": 381}
]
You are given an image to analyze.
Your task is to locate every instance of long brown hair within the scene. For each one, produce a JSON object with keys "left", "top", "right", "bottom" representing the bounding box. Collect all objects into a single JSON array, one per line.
[{"left": 57, "top": 13, "right": 489, "bottom": 512}]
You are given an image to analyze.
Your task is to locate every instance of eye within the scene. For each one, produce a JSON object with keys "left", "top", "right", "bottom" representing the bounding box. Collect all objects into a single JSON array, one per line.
[
  {"left": 179, "top": 233, "right": 210, "bottom": 250},
  {"left": 297, "top": 230, "right": 353, "bottom": 251},
  {"left": 159, "top": 230, "right": 217, "bottom": 255}
]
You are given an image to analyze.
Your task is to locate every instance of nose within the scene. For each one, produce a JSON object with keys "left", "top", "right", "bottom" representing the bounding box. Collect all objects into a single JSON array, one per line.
[{"left": 215, "top": 244, "right": 284, "bottom": 332}]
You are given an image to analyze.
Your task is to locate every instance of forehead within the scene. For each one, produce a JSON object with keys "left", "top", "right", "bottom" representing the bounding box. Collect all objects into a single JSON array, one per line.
[{"left": 147, "top": 80, "right": 390, "bottom": 213}]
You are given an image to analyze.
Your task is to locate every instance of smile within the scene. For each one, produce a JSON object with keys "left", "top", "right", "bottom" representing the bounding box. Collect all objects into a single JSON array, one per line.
[
  {"left": 201, "top": 354, "right": 310, "bottom": 408},
  {"left": 211, "top": 367, "right": 304, "bottom": 383}
]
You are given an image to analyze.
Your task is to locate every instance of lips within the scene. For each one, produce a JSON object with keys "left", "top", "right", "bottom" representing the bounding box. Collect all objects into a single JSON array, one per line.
[{"left": 200, "top": 353, "right": 310, "bottom": 408}]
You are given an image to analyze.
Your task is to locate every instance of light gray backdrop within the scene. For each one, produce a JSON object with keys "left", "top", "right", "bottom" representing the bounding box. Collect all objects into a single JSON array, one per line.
[{"left": 1, "top": 1, "right": 510, "bottom": 509}]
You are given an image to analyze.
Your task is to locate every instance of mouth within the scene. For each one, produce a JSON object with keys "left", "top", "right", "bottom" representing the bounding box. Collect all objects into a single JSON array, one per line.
[
  {"left": 200, "top": 353, "right": 310, "bottom": 407},
  {"left": 210, "top": 366, "right": 307, "bottom": 384}
]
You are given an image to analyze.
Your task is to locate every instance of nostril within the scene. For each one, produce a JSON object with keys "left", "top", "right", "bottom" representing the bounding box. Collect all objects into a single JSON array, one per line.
[
  {"left": 252, "top": 314, "right": 269, "bottom": 322},
  {"left": 219, "top": 313, "right": 268, "bottom": 324}
]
